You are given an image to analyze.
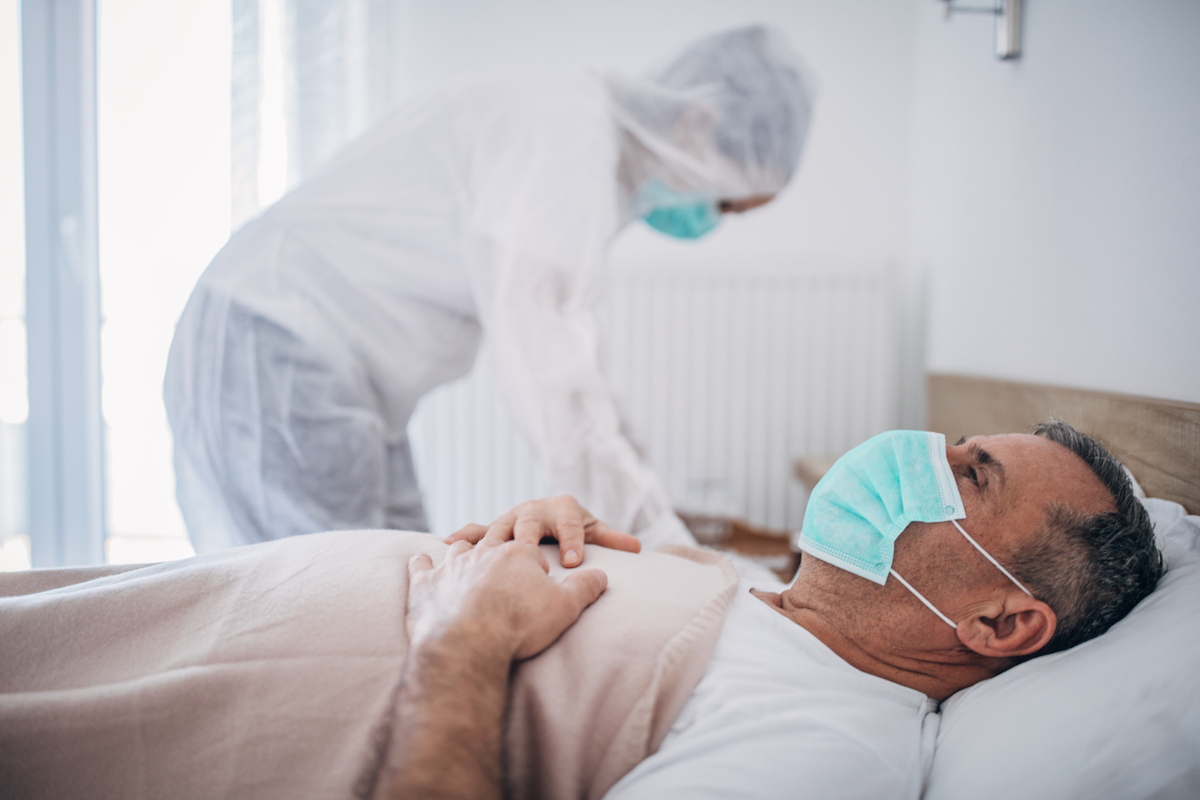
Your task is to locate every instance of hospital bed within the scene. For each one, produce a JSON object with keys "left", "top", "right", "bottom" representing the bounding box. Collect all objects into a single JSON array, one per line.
[{"left": 1, "top": 374, "right": 1197, "bottom": 799}]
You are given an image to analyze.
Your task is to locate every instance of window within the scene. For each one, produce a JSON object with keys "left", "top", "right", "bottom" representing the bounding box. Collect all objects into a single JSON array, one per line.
[
  {"left": 96, "top": 0, "right": 232, "bottom": 563},
  {"left": 15, "top": 0, "right": 390, "bottom": 566},
  {"left": 0, "top": 0, "right": 29, "bottom": 571}
]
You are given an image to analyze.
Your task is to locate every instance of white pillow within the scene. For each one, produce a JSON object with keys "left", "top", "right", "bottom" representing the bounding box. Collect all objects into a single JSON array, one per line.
[{"left": 924, "top": 495, "right": 1200, "bottom": 800}]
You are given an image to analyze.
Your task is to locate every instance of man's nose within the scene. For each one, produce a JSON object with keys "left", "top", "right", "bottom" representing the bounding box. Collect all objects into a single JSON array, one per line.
[{"left": 945, "top": 439, "right": 967, "bottom": 465}]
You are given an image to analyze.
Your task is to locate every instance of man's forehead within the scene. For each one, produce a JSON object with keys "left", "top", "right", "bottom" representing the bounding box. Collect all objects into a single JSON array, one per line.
[{"left": 971, "top": 432, "right": 1114, "bottom": 513}]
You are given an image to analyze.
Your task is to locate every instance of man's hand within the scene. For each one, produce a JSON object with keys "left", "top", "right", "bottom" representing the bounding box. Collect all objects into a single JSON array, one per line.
[
  {"left": 364, "top": 539, "right": 607, "bottom": 800},
  {"left": 444, "top": 495, "right": 640, "bottom": 569},
  {"left": 406, "top": 537, "right": 608, "bottom": 660}
]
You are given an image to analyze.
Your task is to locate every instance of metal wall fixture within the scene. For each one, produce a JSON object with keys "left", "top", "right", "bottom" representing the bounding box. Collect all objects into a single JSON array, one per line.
[{"left": 939, "top": 0, "right": 1022, "bottom": 60}]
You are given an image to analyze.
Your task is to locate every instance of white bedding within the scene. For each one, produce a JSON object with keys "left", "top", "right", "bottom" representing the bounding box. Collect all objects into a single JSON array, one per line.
[{"left": 606, "top": 585, "right": 939, "bottom": 800}]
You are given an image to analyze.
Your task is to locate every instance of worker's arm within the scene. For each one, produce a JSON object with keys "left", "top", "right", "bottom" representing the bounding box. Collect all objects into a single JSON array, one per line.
[
  {"left": 466, "top": 238, "right": 683, "bottom": 544},
  {"left": 365, "top": 539, "right": 607, "bottom": 800}
]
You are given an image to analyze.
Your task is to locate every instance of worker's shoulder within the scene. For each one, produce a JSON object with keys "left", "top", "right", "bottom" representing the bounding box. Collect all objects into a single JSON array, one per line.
[{"left": 451, "top": 69, "right": 611, "bottom": 126}]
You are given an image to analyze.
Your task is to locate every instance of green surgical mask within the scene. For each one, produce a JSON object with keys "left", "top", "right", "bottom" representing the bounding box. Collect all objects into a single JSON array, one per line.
[{"left": 636, "top": 179, "right": 721, "bottom": 239}]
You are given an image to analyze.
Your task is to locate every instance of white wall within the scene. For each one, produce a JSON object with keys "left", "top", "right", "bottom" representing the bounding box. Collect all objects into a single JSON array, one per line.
[
  {"left": 389, "top": 0, "right": 1200, "bottom": 407},
  {"left": 387, "top": 0, "right": 917, "bottom": 269},
  {"left": 910, "top": 0, "right": 1200, "bottom": 403}
]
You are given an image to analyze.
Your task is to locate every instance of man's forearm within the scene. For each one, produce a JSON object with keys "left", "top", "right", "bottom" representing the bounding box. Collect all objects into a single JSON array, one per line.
[
  {"left": 370, "top": 622, "right": 513, "bottom": 800},
  {"left": 360, "top": 540, "right": 606, "bottom": 799}
]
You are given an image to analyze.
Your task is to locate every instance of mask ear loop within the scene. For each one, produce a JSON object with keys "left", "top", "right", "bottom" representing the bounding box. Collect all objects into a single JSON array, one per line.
[
  {"left": 889, "top": 569, "right": 957, "bottom": 629},
  {"left": 951, "top": 520, "right": 1034, "bottom": 597}
]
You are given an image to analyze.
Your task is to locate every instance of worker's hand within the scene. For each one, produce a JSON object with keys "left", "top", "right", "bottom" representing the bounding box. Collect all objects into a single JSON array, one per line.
[
  {"left": 444, "top": 495, "right": 640, "bottom": 568},
  {"left": 406, "top": 538, "right": 607, "bottom": 661}
]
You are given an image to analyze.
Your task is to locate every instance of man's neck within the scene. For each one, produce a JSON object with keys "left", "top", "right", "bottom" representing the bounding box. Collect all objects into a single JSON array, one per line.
[{"left": 750, "top": 586, "right": 998, "bottom": 702}]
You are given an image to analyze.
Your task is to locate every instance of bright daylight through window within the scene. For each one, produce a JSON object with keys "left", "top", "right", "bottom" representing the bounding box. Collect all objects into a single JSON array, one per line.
[{"left": 97, "top": 0, "right": 233, "bottom": 563}]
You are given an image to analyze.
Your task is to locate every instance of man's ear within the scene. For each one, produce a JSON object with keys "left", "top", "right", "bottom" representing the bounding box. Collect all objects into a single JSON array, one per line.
[{"left": 957, "top": 593, "right": 1057, "bottom": 659}]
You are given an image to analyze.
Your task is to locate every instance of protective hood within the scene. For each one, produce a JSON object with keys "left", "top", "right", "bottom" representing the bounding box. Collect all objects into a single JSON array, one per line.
[{"left": 606, "top": 25, "right": 817, "bottom": 218}]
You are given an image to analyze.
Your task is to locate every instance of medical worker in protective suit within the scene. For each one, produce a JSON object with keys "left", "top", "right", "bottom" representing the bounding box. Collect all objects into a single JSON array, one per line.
[{"left": 165, "top": 25, "right": 815, "bottom": 554}]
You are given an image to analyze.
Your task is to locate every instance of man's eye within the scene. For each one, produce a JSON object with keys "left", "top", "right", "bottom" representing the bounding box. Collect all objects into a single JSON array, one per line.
[{"left": 967, "top": 466, "right": 979, "bottom": 486}]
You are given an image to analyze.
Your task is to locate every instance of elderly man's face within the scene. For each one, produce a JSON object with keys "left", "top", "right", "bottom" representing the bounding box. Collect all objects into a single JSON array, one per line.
[
  {"left": 778, "top": 430, "right": 1122, "bottom": 697},
  {"left": 888, "top": 433, "right": 1115, "bottom": 626}
]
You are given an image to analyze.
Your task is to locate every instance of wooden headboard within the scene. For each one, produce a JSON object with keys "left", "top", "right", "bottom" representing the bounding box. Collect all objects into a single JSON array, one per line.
[{"left": 928, "top": 373, "right": 1200, "bottom": 515}]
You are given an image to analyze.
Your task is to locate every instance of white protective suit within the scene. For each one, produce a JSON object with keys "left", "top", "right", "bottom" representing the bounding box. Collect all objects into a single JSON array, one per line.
[{"left": 165, "top": 25, "right": 815, "bottom": 552}]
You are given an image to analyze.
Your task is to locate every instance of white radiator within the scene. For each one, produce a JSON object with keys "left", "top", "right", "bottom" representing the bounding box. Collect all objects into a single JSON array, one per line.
[{"left": 408, "top": 262, "right": 903, "bottom": 536}]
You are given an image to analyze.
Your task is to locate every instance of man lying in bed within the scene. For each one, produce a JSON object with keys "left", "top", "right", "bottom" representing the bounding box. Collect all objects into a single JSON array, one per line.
[{"left": 376, "top": 421, "right": 1163, "bottom": 799}]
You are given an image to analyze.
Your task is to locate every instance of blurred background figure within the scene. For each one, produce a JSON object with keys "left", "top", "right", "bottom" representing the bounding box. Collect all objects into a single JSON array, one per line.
[{"left": 164, "top": 25, "right": 815, "bottom": 552}]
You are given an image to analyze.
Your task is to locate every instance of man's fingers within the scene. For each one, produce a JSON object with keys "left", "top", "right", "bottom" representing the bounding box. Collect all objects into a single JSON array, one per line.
[
  {"left": 520, "top": 541, "right": 551, "bottom": 574},
  {"left": 445, "top": 540, "right": 473, "bottom": 560},
  {"left": 558, "top": 569, "right": 608, "bottom": 617},
  {"left": 586, "top": 522, "right": 641, "bottom": 554},
  {"left": 479, "top": 521, "right": 508, "bottom": 549},
  {"left": 476, "top": 509, "right": 518, "bottom": 549},
  {"left": 445, "top": 523, "right": 488, "bottom": 544},
  {"left": 512, "top": 568, "right": 607, "bottom": 659},
  {"left": 512, "top": 514, "right": 545, "bottom": 547},
  {"left": 553, "top": 503, "right": 588, "bottom": 568},
  {"left": 407, "top": 553, "right": 433, "bottom": 581}
]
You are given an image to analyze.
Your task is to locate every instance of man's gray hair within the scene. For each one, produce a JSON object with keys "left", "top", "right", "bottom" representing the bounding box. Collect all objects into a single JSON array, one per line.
[{"left": 1010, "top": 421, "right": 1164, "bottom": 657}]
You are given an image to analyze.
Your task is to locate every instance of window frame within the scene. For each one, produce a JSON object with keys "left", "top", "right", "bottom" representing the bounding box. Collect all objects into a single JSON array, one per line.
[{"left": 21, "top": 0, "right": 106, "bottom": 567}]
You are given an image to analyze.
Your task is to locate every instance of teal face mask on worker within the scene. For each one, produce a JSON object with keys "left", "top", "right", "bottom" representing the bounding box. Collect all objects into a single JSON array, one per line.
[
  {"left": 796, "top": 430, "right": 1033, "bottom": 628},
  {"left": 637, "top": 179, "right": 721, "bottom": 239}
]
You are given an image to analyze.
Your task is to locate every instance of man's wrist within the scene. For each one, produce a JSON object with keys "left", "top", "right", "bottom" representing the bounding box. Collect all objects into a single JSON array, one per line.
[
  {"left": 372, "top": 621, "right": 515, "bottom": 800},
  {"left": 410, "top": 617, "right": 517, "bottom": 678}
]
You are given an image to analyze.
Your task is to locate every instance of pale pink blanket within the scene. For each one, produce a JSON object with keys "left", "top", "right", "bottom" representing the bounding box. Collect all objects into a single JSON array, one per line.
[{"left": 0, "top": 531, "right": 737, "bottom": 799}]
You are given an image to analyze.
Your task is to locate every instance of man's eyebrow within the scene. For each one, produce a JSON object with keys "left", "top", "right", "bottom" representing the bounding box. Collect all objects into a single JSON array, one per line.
[{"left": 968, "top": 442, "right": 1005, "bottom": 479}]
